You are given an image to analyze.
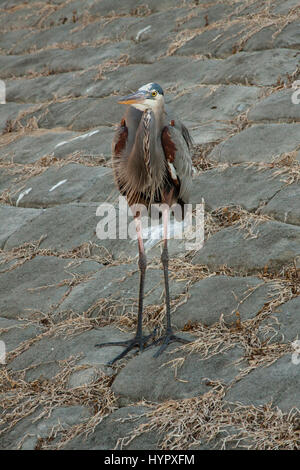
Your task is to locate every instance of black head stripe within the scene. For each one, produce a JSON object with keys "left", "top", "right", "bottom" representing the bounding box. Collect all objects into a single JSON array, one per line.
[{"left": 151, "top": 83, "right": 164, "bottom": 95}]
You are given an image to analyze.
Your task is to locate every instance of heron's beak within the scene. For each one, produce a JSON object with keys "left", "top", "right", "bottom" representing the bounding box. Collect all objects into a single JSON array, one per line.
[{"left": 118, "top": 90, "right": 149, "bottom": 105}]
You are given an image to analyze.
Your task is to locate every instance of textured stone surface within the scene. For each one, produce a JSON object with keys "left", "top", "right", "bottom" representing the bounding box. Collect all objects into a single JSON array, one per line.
[
  {"left": 11, "top": 164, "right": 112, "bottom": 208},
  {"left": 264, "top": 296, "right": 300, "bottom": 344},
  {"left": 9, "top": 327, "right": 129, "bottom": 380},
  {"left": 1, "top": 405, "right": 92, "bottom": 450},
  {"left": 53, "top": 127, "right": 115, "bottom": 161},
  {"left": 176, "top": 23, "right": 243, "bottom": 58},
  {"left": 0, "top": 102, "right": 33, "bottom": 133},
  {"left": 2, "top": 201, "right": 194, "bottom": 260},
  {"left": 171, "top": 85, "right": 261, "bottom": 123},
  {"left": 200, "top": 49, "right": 300, "bottom": 86},
  {"left": 248, "top": 89, "right": 300, "bottom": 123},
  {"left": 0, "top": 206, "right": 42, "bottom": 248},
  {"left": 225, "top": 354, "right": 300, "bottom": 412},
  {"left": 112, "top": 344, "right": 244, "bottom": 404},
  {"left": 58, "top": 263, "right": 186, "bottom": 315},
  {"left": 0, "top": 256, "right": 100, "bottom": 319},
  {"left": 176, "top": 21, "right": 300, "bottom": 58},
  {"left": 87, "top": 56, "right": 213, "bottom": 98},
  {"left": 191, "top": 166, "right": 285, "bottom": 211},
  {"left": 210, "top": 124, "right": 300, "bottom": 163},
  {"left": 4, "top": 203, "right": 103, "bottom": 252},
  {"left": 19, "top": 97, "right": 121, "bottom": 131},
  {"left": 192, "top": 221, "right": 300, "bottom": 274},
  {"left": 0, "top": 317, "right": 41, "bottom": 353},
  {"left": 188, "top": 121, "right": 230, "bottom": 145},
  {"left": 64, "top": 406, "right": 159, "bottom": 450},
  {"left": 261, "top": 184, "right": 300, "bottom": 226},
  {"left": 0, "top": 45, "right": 129, "bottom": 80},
  {"left": 272, "top": 0, "right": 300, "bottom": 15},
  {"left": 243, "top": 21, "right": 300, "bottom": 52},
  {"left": 172, "top": 276, "right": 277, "bottom": 328},
  {"left": 7, "top": 70, "right": 96, "bottom": 103},
  {"left": 0, "top": 131, "right": 81, "bottom": 163},
  {"left": 1, "top": 0, "right": 300, "bottom": 452}
]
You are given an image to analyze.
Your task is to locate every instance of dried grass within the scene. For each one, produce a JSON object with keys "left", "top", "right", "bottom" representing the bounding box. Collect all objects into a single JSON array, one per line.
[
  {"left": 94, "top": 54, "right": 130, "bottom": 81},
  {"left": 0, "top": 151, "right": 108, "bottom": 204},
  {"left": 169, "top": 257, "right": 234, "bottom": 284},
  {"left": 258, "top": 261, "right": 300, "bottom": 297},
  {"left": 202, "top": 205, "right": 273, "bottom": 241},
  {"left": 192, "top": 141, "right": 222, "bottom": 171},
  {"left": 1, "top": 0, "right": 300, "bottom": 451},
  {"left": 247, "top": 150, "right": 300, "bottom": 185},
  {"left": 0, "top": 356, "right": 117, "bottom": 449},
  {"left": 191, "top": 111, "right": 252, "bottom": 172},
  {"left": 116, "top": 392, "right": 300, "bottom": 450},
  {"left": 3, "top": 105, "right": 43, "bottom": 135},
  {"left": 264, "top": 64, "right": 300, "bottom": 96},
  {"left": 165, "top": 256, "right": 299, "bottom": 376},
  {"left": 176, "top": 314, "right": 290, "bottom": 372},
  {"left": 0, "top": 155, "right": 59, "bottom": 201},
  {"left": 0, "top": 257, "right": 298, "bottom": 449},
  {"left": 168, "top": 0, "right": 300, "bottom": 57},
  {"left": 0, "top": 237, "right": 121, "bottom": 274}
]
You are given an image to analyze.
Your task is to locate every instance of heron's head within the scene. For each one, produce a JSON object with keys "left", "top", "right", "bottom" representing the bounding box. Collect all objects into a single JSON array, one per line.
[{"left": 118, "top": 83, "right": 164, "bottom": 112}]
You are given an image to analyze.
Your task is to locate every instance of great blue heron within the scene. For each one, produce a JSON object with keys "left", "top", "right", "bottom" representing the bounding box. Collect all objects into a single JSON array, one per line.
[{"left": 95, "top": 82, "right": 193, "bottom": 365}]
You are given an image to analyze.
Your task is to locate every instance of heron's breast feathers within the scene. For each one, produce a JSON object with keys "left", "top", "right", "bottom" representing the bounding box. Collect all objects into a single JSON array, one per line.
[{"left": 142, "top": 110, "right": 152, "bottom": 179}]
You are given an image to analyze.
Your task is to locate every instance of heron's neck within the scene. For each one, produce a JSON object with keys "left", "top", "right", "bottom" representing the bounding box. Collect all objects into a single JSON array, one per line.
[
  {"left": 127, "top": 106, "right": 165, "bottom": 194},
  {"left": 143, "top": 105, "right": 165, "bottom": 139},
  {"left": 152, "top": 105, "right": 165, "bottom": 135},
  {"left": 140, "top": 107, "right": 165, "bottom": 187}
]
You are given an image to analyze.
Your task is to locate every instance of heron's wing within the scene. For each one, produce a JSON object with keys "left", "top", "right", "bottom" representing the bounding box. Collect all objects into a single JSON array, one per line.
[
  {"left": 161, "top": 118, "right": 193, "bottom": 204},
  {"left": 165, "top": 104, "right": 193, "bottom": 150},
  {"left": 112, "top": 107, "right": 143, "bottom": 158},
  {"left": 112, "top": 107, "right": 154, "bottom": 206},
  {"left": 112, "top": 118, "right": 128, "bottom": 156}
]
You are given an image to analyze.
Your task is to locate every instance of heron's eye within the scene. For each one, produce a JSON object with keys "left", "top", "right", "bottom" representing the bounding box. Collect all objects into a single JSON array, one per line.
[{"left": 151, "top": 90, "right": 157, "bottom": 97}]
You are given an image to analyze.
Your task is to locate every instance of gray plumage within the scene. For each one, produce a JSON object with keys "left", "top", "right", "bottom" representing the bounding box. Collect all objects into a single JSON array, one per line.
[
  {"left": 112, "top": 92, "right": 193, "bottom": 210},
  {"left": 95, "top": 83, "right": 193, "bottom": 364}
]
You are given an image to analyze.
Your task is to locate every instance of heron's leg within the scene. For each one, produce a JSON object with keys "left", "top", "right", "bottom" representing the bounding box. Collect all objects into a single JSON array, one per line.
[
  {"left": 151, "top": 201, "right": 190, "bottom": 358},
  {"left": 133, "top": 215, "right": 148, "bottom": 340},
  {"left": 161, "top": 203, "right": 172, "bottom": 333},
  {"left": 95, "top": 216, "right": 156, "bottom": 365}
]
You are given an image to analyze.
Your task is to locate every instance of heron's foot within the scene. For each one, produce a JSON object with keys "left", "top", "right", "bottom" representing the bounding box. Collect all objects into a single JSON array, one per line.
[
  {"left": 95, "top": 329, "right": 157, "bottom": 366},
  {"left": 151, "top": 328, "right": 191, "bottom": 358}
]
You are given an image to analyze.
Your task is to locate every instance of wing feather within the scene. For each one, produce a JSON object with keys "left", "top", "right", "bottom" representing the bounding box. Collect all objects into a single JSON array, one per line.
[
  {"left": 161, "top": 116, "right": 193, "bottom": 204},
  {"left": 112, "top": 118, "right": 129, "bottom": 196},
  {"left": 113, "top": 118, "right": 128, "bottom": 156}
]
